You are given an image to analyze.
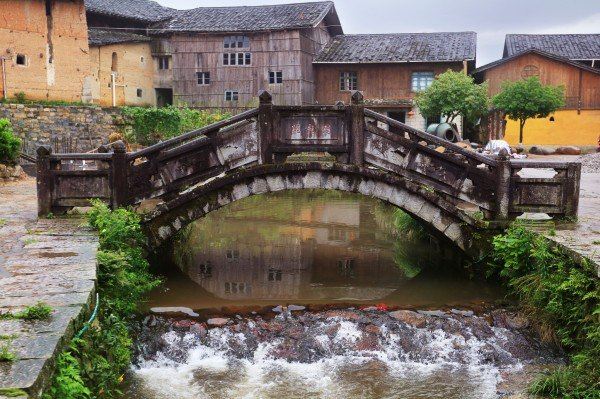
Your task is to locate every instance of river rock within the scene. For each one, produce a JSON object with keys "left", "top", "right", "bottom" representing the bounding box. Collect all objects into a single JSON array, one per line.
[
  {"left": 207, "top": 317, "right": 230, "bottom": 327},
  {"left": 150, "top": 307, "right": 199, "bottom": 318},
  {"left": 450, "top": 309, "right": 474, "bottom": 317},
  {"left": 529, "top": 146, "right": 556, "bottom": 155},
  {"left": 555, "top": 146, "right": 581, "bottom": 155},
  {"left": 288, "top": 304, "right": 306, "bottom": 311},
  {"left": 418, "top": 310, "right": 448, "bottom": 318},
  {"left": 389, "top": 310, "right": 427, "bottom": 328},
  {"left": 190, "top": 323, "right": 207, "bottom": 338}
]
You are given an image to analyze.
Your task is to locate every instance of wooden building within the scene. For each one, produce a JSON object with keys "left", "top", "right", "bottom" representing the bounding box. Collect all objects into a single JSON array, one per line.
[
  {"left": 0, "top": 0, "right": 91, "bottom": 102},
  {"left": 150, "top": 2, "right": 343, "bottom": 108},
  {"left": 313, "top": 32, "right": 477, "bottom": 132},
  {"left": 474, "top": 34, "right": 600, "bottom": 147}
]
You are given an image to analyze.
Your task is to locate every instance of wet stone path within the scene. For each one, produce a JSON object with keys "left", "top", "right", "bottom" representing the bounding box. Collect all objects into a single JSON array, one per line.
[{"left": 0, "top": 178, "right": 98, "bottom": 399}]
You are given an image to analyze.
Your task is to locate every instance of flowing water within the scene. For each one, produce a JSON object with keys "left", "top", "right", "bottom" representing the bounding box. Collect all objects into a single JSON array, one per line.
[{"left": 127, "top": 191, "right": 562, "bottom": 399}]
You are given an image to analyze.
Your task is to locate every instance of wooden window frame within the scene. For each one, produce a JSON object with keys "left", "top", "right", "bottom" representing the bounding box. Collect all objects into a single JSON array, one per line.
[
  {"left": 411, "top": 71, "right": 435, "bottom": 92},
  {"left": 158, "top": 56, "right": 170, "bottom": 70},
  {"left": 223, "top": 52, "right": 251, "bottom": 66},
  {"left": 196, "top": 71, "right": 210, "bottom": 85},
  {"left": 340, "top": 71, "right": 358, "bottom": 91},
  {"left": 269, "top": 71, "right": 283, "bottom": 84},
  {"left": 224, "top": 90, "right": 239, "bottom": 101},
  {"left": 224, "top": 35, "right": 250, "bottom": 49}
]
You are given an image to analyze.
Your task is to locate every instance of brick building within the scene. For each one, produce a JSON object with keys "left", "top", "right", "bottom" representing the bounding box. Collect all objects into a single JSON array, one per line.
[{"left": 0, "top": 0, "right": 92, "bottom": 102}]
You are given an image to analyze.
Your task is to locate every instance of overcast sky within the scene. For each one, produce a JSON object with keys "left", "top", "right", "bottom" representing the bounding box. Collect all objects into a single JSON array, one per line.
[{"left": 153, "top": 0, "right": 600, "bottom": 66}]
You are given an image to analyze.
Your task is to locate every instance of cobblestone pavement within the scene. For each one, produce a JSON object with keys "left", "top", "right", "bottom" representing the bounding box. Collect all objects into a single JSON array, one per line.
[{"left": 0, "top": 178, "right": 98, "bottom": 399}]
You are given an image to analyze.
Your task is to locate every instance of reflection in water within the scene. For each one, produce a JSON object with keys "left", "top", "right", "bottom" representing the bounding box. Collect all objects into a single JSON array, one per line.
[{"left": 147, "top": 190, "right": 502, "bottom": 310}]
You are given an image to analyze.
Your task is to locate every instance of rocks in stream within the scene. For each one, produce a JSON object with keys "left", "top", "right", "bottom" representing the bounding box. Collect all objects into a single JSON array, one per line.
[{"left": 133, "top": 307, "right": 561, "bottom": 370}]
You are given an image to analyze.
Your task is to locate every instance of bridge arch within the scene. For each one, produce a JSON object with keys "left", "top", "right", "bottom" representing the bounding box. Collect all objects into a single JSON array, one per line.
[{"left": 142, "top": 162, "right": 479, "bottom": 252}]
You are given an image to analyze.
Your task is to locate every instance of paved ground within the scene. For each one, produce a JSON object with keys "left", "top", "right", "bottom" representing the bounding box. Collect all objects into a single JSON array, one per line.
[{"left": 0, "top": 178, "right": 97, "bottom": 399}]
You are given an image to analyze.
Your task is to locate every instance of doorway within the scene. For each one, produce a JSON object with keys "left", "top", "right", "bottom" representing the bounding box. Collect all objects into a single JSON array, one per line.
[{"left": 156, "top": 88, "right": 173, "bottom": 107}]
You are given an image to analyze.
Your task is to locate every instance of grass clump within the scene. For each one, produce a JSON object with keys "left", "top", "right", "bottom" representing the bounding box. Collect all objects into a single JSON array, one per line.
[
  {"left": 0, "top": 388, "right": 28, "bottom": 397},
  {"left": 0, "top": 302, "right": 53, "bottom": 321},
  {"left": 0, "top": 343, "right": 17, "bottom": 362},
  {"left": 489, "top": 224, "right": 600, "bottom": 398},
  {"left": 43, "top": 200, "right": 160, "bottom": 399}
]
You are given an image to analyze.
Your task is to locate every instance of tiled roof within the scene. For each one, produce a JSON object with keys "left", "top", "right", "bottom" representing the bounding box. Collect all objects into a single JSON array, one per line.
[
  {"left": 474, "top": 48, "right": 600, "bottom": 76},
  {"left": 153, "top": 1, "right": 339, "bottom": 33},
  {"left": 84, "top": 0, "right": 175, "bottom": 23},
  {"left": 88, "top": 28, "right": 152, "bottom": 46},
  {"left": 504, "top": 34, "right": 600, "bottom": 60},
  {"left": 314, "top": 32, "right": 477, "bottom": 63}
]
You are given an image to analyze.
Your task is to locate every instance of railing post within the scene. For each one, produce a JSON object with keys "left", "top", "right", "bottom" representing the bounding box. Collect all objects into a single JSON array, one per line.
[
  {"left": 350, "top": 91, "right": 365, "bottom": 166},
  {"left": 257, "top": 90, "right": 273, "bottom": 165},
  {"left": 495, "top": 149, "right": 511, "bottom": 220},
  {"left": 36, "top": 145, "right": 53, "bottom": 217},
  {"left": 110, "top": 140, "right": 128, "bottom": 209},
  {"left": 564, "top": 162, "right": 581, "bottom": 217}
]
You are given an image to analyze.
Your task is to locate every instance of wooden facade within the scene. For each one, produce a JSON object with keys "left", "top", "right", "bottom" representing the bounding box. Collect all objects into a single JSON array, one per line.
[
  {"left": 169, "top": 22, "right": 332, "bottom": 108},
  {"left": 314, "top": 62, "right": 466, "bottom": 106},
  {"left": 476, "top": 51, "right": 600, "bottom": 110}
]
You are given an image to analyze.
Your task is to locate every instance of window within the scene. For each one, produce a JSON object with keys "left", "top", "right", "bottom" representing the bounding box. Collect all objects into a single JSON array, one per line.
[
  {"left": 224, "top": 35, "right": 250, "bottom": 49},
  {"left": 111, "top": 52, "right": 118, "bottom": 72},
  {"left": 411, "top": 71, "right": 434, "bottom": 92},
  {"left": 15, "top": 54, "right": 27, "bottom": 66},
  {"left": 225, "top": 90, "right": 239, "bottom": 101},
  {"left": 226, "top": 249, "right": 239, "bottom": 260},
  {"left": 197, "top": 72, "right": 210, "bottom": 85},
  {"left": 340, "top": 71, "right": 358, "bottom": 91},
  {"left": 269, "top": 71, "right": 283, "bottom": 84},
  {"left": 140, "top": 56, "right": 145, "bottom": 63},
  {"left": 425, "top": 115, "right": 441, "bottom": 129},
  {"left": 158, "top": 56, "right": 170, "bottom": 70},
  {"left": 521, "top": 64, "right": 540, "bottom": 78},
  {"left": 199, "top": 263, "right": 212, "bottom": 278},
  {"left": 268, "top": 269, "right": 282, "bottom": 282},
  {"left": 223, "top": 52, "right": 251, "bottom": 66},
  {"left": 136, "top": 89, "right": 143, "bottom": 98}
]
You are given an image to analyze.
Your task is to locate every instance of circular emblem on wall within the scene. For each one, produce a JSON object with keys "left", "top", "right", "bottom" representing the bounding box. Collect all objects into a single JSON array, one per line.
[{"left": 521, "top": 65, "right": 540, "bottom": 78}]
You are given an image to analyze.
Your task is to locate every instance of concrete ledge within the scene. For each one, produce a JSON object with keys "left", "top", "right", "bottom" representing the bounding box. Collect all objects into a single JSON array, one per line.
[{"left": 0, "top": 218, "right": 98, "bottom": 398}]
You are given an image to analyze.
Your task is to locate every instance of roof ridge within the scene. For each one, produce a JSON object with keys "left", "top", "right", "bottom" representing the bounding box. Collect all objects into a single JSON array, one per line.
[{"left": 180, "top": 1, "right": 333, "bottom": 12}]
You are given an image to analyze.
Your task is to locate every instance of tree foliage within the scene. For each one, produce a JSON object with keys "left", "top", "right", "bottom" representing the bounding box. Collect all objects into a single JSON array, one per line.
[
  {"left": 415, "top": 70, "right": 490, "bottom": 124},
  {"left": 492, "top": 77, "right": 565, "bottom": 143}
]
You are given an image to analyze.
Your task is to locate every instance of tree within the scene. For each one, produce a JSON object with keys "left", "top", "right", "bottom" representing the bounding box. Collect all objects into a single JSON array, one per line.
[
  {"left": 492, "top": 76, "right": 565, "bottom": 144},
  {"left": 0, "top": 119, "right": 21, "bottom": 164},
  {"left": 415, "top": 70, "right": 490, "bottom": 126}
]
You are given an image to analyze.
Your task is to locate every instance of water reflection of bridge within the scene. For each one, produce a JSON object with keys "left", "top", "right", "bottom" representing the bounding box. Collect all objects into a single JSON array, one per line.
[{"left": 176, "top": 195, "right": 445, "bottom": 302}]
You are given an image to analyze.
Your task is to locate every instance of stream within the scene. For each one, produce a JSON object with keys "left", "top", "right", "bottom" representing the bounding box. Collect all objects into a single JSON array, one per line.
[{"left": 125, "top": 190, "right": 563, "bottom": 399}]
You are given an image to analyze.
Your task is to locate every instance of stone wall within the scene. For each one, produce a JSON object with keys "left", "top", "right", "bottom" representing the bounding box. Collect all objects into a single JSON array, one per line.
[{"left": 0, "top": 103, "right": 127, "bottom": 155}]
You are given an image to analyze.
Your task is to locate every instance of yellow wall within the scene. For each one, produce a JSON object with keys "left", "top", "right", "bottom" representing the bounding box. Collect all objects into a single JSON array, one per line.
[
  {"left": 504, "top": 109, "right": 600, "bottom": 146},
  {"left": 89, "top": 42, "right": 156, "bottom": 106},
  {"left": 0, "top": 0, "right": 91, "bottom": 102}
]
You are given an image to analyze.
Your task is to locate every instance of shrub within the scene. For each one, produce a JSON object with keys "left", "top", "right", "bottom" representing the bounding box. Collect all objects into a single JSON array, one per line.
[
  {"left": 489, "top": 225, "right": 600, "bottom": 397},
  {"left": 0, "top": 119, "right": 20, "bottom": 164},
  {"left": 122, "top": 106, "right": 229, "bottom": 145},
  {"left": 43, "top": 200, "right": 160, "bottom": 398}
]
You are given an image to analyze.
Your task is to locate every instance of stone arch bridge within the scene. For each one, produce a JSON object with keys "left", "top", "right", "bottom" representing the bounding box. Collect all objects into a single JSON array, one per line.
[{"left": 36, "top": 91, "right": 581, "bottom": 253}]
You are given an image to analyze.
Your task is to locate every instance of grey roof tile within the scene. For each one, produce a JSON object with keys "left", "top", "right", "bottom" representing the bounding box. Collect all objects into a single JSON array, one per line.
[
  {"left": 504, "top": 34, "right": 600, "bottom": 60},
  {"left": 314, "top": 32, "right": 476, "bottom": 63},
  {"left": 153, "top": 1, "right": 336, "bottom": 33},
  {"left": 88, "top": 28, "right": 152, "bottom": 46},
  {"left": 85, "top": 0, "right": 175, "bottom": 23}
]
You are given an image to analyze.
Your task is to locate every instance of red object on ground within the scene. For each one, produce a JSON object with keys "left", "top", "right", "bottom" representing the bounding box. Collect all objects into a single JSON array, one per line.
[{"left": 376, "top": 303, "right": 388, "bottom": 311}]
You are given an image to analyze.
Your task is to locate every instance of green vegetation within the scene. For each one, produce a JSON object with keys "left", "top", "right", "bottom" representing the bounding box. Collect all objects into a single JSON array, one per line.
[
  {"left": 43, "top": 200, "right": 160, "bottom": 399},
  {"left": 492, "top": 77, "right": 565, "bottom": 144},
  {"left": 0, "top": 218, "right": 6, "bottom": 228},
  {"left": 0, "top": 302, "right": 52, "bottom": 321},
  {"left": 0, "top": 118, "right": 21, "bottom": 164},
  {"left": 489, "top": 225, "right": 600, "bottom": 398},
  {"left": 0, "top": 388, "right": 28, "bottom": 397},
  {"left": 0, "top": 342, "right": 17, "bottom": 362},
  {"left": 415, "top": 69, "right": 490, "bottom": 125},
  {"left": 122, "top": 106, "right": 229, "bottom": 145},
  {"left": 0, "top": 91, "right": 90, "bottom": 107}
]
